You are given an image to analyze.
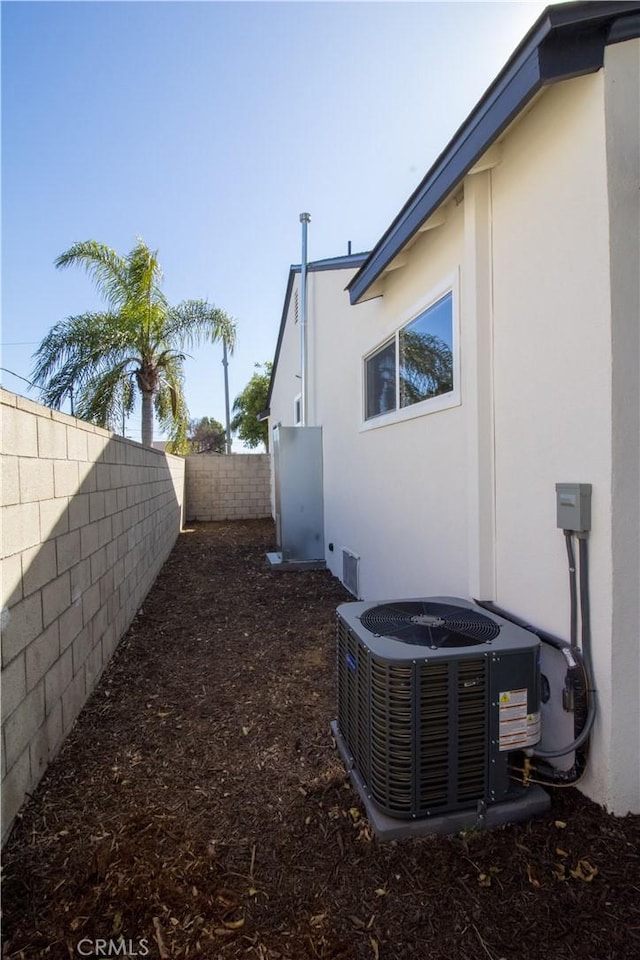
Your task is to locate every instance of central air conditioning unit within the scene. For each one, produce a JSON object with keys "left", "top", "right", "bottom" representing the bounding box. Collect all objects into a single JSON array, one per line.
[{"left": 331, "top": 597, "right": 550, "bottom": 839}]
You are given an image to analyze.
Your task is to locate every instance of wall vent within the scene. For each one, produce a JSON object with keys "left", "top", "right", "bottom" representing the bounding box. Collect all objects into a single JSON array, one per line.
[{"left": 342, "top": 549, "right": 360, "bottom": 597}]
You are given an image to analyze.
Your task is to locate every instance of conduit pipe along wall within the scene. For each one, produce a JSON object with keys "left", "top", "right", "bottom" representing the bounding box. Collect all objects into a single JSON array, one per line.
[{"left": 299, "top": 212, "right": 311, "bottom": 427}]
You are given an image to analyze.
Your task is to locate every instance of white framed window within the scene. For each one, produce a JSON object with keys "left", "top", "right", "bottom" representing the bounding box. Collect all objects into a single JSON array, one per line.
[
  {"left": 362, "top": 279, "right": 459, "bottom": 427},
  {"left": 293, "top": 393, "right": 302, "bottom": 425}
]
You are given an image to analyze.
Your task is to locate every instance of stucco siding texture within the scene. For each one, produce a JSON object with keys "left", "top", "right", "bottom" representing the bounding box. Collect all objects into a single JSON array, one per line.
[
  {"left": 490, "top": 75, "right": 614, "bottom": 806},
  {"left": 316, "top": 209, "right": 467, "bottom": 602},
  {"left": 267, "top": 42, "right": 640, "bottom": 814}
]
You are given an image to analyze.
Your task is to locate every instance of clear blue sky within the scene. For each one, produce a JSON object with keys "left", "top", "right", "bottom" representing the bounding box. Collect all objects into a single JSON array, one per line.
[{"left": 1, "top": 0, "right": 545, "bottom": 446}]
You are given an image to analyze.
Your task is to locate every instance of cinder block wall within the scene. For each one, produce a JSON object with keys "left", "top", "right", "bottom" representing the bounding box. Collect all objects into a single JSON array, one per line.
[
  {"left": 1, "top": 389, "right": 185, "bottom": 842},
  {"left": 185, "top": 453, "right": 271, "bottom": 521}
]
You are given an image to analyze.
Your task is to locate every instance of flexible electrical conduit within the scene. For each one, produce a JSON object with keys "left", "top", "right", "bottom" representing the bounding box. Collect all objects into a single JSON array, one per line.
[{"left": 565, "top": 531, "right": 578, "bottom": 650}]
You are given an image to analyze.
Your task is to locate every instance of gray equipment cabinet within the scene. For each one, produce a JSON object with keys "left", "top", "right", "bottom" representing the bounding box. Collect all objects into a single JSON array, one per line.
[{"left": 272, "top": 425, "right": 324, "bottom": 562}]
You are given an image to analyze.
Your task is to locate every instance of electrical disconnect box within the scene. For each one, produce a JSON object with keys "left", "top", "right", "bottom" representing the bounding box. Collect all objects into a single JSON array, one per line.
[{"left": 555, "top": 483, "right": 592, "bottom": 532}]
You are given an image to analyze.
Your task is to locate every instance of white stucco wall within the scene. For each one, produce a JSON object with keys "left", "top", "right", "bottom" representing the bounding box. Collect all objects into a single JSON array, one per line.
[
  {"left": 491, "top": 74, "right": 611, "bottom": 628},
  {"left": 318, "top": 206, "right": 467, "bottom": 600},
  {"left": 490, "top": 73, "right": 614, "bottom": 806},
  {"left": 268, "top": 39, "right": 640, "bottom": 815},
  {"left": 270, "top": 225, "right": 468, "bottom": 603}
]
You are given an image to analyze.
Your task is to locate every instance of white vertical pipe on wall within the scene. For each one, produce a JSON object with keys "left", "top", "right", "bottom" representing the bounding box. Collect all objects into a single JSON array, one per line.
[{"left": 299, "top": 212, "right": 311, "bottom": 426}]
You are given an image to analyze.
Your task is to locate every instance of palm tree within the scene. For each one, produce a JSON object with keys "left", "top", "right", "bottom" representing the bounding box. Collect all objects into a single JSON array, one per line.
[{"left": 31, "top": 238, "right": 236, "bottom": 449}]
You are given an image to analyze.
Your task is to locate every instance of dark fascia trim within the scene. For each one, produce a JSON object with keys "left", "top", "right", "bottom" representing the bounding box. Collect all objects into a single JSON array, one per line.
[
  {"left": 309, "top": 252, "right": 370, "bottom": 273},
  {"left": 263, "top": 251, "right": 370, "bottom": 413},
  {"left": 263, "top": 267, "right": 296, "bottom": 415},
  {"left": 348, "top": 0, "right": 640, "bottom": 305},
  {"left": 608, "top": 10, "right": 640, "bottom": 42}
]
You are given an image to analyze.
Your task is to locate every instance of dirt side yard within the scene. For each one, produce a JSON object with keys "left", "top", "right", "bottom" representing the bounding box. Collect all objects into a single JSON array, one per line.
[{"left": 2, "top": 519, "right": 639, "bottom": 960}]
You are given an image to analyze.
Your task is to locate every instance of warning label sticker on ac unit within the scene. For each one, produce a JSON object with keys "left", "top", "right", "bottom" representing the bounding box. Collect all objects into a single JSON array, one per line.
[
  {"left": 499, "top": 689, "right": 527, "bottom": 706},
  {"left": 498, "top": 689, "right": 539, "bottom": 751}
]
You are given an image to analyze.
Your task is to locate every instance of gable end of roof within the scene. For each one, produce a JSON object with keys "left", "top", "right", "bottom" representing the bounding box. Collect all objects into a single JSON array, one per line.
[{"left": 263, "top": 252, "right": 370, "bottom": 416}]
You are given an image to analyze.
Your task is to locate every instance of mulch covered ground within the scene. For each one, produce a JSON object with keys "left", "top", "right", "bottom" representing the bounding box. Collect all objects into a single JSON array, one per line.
[{"left": 2, "top": 519, "right": 640, "bottom": 960}]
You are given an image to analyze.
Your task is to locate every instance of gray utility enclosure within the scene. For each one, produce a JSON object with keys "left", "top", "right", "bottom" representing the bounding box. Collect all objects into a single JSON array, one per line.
[{"left": 269, "top": 425, "right": 324, "bottom": 569}]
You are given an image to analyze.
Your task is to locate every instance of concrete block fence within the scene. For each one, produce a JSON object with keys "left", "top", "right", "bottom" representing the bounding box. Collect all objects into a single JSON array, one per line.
[
  {"left": 185, "top": 453, "right": 271, "bottom": 521},
  {"left": 0, "top": 389, "right": 185, "bottom": 842}
]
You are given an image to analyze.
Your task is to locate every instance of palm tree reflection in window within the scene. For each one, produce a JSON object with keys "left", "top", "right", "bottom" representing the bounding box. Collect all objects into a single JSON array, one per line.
[
  {"left": 399, "top": 292, "right": 453, "bottom": 407},
  {"left": 399, "top": 328, "right": 453, "bottom": 408},
  {"left": 365, "top": 291, "right": 454, "bottom": 420}
]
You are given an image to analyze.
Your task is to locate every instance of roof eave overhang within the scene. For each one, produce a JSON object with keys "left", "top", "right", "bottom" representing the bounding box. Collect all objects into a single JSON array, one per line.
[{"left": 348, "top": 1, "right": 640, "bottom": 305}]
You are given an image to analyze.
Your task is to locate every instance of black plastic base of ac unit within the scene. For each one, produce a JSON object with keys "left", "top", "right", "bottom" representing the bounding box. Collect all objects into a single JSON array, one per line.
[{"left": 330, "top": 720, "right": 551, "bottom": 841}]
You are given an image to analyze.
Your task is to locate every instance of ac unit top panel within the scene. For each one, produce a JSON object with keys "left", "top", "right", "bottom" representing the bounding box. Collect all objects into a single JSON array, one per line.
[{"left": 337, "top": 596, "right": 540, "bottom": 661}]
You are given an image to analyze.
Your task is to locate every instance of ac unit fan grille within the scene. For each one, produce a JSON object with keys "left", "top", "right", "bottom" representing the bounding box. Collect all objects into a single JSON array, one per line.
[
  {"left": 359, "top": 601, "right": 500, "bottom": 648},
  {"left": 337, "top": 618, "right": 488, "bottom": 817}
]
